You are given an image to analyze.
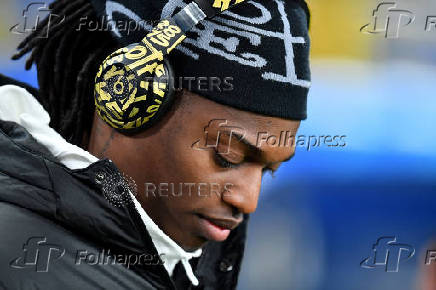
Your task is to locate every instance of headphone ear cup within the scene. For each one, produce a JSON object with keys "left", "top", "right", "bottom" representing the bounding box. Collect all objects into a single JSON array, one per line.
[
  {"left": 94, "top": 44, "right": 176, "bottom": 134},
  {"left": 136, "top": 57, "right": 176, "bottom": 132}
]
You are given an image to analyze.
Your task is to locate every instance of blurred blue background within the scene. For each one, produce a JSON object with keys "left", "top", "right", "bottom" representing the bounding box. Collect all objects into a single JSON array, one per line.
[{"left": 1, "top": 0, "right": 435, "bottom": 290}]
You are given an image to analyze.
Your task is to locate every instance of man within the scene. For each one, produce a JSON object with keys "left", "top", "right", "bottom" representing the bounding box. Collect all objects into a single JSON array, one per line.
[{"left": 0, "top": 0, "right": 310, "bottom": 289}]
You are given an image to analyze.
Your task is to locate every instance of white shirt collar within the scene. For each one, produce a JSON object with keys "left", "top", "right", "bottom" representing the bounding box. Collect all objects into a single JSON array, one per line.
[
  {"left": 0, "top": 84, "right": 202, "bottom": 286},
  {"left": 129, "top": 192, "right": 202, "bottom": 285}
]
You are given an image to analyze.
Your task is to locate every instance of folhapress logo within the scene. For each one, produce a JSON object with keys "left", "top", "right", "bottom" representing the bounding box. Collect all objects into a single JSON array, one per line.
[
  {"left": 192, "top": 119, "right": 246, "bottom": 154},
  {"left": 10, "top": 237, "right": 65, "bottom": 272},
  {"left": 360, "top": 2, "right": 415, "bottom": 39},
  {"left": 425, "top": 250, "right": 436, "bottom": 265},
  {"left": 10, "top": 2, "right": 65, "bottom": 38},
  {"left": 360, "top": 237, "right": 415, "bottom": 272}
]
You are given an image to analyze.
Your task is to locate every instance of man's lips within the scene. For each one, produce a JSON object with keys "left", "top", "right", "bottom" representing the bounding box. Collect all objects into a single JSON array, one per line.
[
  {"left": 197, "top": 214, "right": 242, "bottom": 230},
  {"left": 195, "top": 213, "right": 242, "bottom": 242}
]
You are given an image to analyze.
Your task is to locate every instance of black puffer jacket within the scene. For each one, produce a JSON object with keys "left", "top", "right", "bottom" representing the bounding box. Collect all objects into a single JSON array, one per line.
[{"left": 0, "top": 78, "right": 248, "bottom": 290}]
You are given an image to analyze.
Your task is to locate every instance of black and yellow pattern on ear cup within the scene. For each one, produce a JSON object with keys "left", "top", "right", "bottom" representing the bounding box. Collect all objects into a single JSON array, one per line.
[{"left": 94, "top": 19, "right": 185, "bottom": 133}]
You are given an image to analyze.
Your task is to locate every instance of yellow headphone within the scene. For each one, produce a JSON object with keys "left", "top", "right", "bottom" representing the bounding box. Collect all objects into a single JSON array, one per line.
[{"left": 94, "top": 0, "right": 247, "bottom": 133}]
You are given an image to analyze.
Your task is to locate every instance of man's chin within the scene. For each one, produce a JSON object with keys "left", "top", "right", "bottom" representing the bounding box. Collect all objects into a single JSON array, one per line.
[{"left": 180, "top": 236, "right": 209, "bottom": 253}]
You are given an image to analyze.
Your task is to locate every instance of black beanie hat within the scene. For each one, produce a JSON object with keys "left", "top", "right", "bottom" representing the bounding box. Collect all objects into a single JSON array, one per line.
[{"left": 89, "top": 0, "right": 311, "bottom": 120}]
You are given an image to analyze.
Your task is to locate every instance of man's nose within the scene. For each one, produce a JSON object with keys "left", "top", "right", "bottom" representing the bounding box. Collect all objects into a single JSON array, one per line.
[{"left": 222, "top": 164, "right": 262, "bottom": 214}]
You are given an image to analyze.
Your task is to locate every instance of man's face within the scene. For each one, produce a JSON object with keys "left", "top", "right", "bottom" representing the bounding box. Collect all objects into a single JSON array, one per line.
[{"left": 90, "top": 90, "right": 300, "bottom": 251}]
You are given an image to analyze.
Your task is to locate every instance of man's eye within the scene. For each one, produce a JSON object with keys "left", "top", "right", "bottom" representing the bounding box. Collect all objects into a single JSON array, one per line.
[{"left": 213, "top": 150, "right": 241, "bottom": 169}]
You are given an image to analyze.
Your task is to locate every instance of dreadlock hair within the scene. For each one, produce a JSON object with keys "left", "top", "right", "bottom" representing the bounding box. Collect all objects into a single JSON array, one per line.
[{"left": 12, "top": 0, "right": 118, "bottom": 147}]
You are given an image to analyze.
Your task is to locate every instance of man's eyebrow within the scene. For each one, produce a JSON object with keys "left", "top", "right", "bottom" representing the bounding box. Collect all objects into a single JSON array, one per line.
[
  {"left": 228, "top": 132, "right": 261, "bottom": 155},
  {"left": 228, "top": 131, "right": 296, "bottom": 163}
]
